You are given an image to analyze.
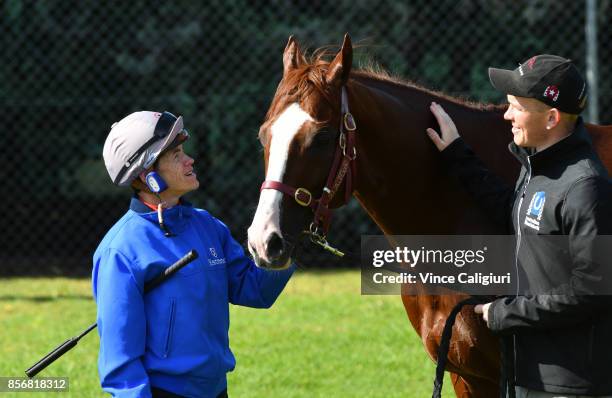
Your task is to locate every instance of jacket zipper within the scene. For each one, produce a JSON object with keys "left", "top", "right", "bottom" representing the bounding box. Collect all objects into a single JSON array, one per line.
[
  {"left": 512, "top": 156, "right": 531, "bottom": 383},
  {"left": 588, "top": 324, "right": 595, "bottom": 366},
  {"left": 514, "top": 156, "right": 532, "bottom": 296}
]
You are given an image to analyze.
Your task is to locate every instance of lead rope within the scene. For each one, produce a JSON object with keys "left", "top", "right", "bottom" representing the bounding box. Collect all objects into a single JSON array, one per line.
[{"left": 431, "top": 297, "right": 490, "bottom": 398}]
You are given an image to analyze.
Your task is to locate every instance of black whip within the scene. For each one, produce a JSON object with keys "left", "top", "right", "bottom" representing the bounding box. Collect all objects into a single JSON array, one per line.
[{"left": 25, "top": 249, "right": 199, "bottom": 378}]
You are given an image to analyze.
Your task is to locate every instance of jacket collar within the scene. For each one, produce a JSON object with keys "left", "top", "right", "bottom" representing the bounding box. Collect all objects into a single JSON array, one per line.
[
  {"left": 129, "top": 195, "right": 193, "bottom": 214},
  {"left": 508, "top": 117, "right": 591, "bottom": 171},
  {"left": 129, "top": 195, "right": 194, "bottom": 234}
]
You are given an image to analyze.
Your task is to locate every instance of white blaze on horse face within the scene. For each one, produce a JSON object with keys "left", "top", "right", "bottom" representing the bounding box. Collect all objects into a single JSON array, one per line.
[{"left": 248, "top": 103, "right": 314, "bottom": 263}]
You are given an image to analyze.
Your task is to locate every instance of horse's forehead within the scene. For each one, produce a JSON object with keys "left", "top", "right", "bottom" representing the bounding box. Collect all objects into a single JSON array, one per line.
[
  {"left": 269, "top": 102, "right": 314, "bottom": 142},
  {"left": 264, "top": 103, "right": 314, "bottom": 181},
  {"left": 270, "top": 73, "right": 330, "bottom": 119}
]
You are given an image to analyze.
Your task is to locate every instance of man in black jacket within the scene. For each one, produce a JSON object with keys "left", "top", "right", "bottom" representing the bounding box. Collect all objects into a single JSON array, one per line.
[{"left": 426, "top": 55, "right": 612, "bottom": 397}]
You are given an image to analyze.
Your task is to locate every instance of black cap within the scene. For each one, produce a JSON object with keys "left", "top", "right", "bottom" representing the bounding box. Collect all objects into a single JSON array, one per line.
[{"left": 488, "top": 54, "right": 587, "bottom": 114}]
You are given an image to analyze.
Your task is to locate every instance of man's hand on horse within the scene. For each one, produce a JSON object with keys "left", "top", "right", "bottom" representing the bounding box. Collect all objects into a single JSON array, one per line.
[
  {"left": 474, "top": 303, "right": 492, "bottom": 327},
  {"left": 426, "top": 102, "right": 460, "bottom": 151}
]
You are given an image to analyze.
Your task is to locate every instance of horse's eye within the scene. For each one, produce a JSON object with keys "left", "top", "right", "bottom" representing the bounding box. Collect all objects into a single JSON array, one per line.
[{"left": 311, "top": 129, "right": 333, "bottom": 148}]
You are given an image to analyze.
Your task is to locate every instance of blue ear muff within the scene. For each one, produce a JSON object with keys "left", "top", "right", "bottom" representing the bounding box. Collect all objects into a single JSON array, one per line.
[{"left": 145, "top": 171, "right": 168, "bottom": 194}]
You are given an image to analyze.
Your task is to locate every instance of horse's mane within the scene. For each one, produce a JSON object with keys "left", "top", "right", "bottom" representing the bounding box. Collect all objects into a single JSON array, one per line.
[
  {"left": 265, "top": 47, "right": 505, "bottom": 122},
  {"left": 352, "top": 68, "right": 505, "bottom": 112}
]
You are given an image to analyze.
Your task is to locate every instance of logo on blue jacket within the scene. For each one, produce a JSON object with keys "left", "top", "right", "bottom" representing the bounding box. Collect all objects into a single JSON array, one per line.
[
  {"left": 208, "top": 246, "right": 226, "bottom": 266},
  {"left": 524, "top": 191, "right": 545, "bottom": 231}
]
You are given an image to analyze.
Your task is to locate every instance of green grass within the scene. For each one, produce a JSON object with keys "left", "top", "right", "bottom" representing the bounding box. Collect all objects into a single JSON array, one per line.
[{"left": 0, "top": 271, "right": 454, "bottom": 397}]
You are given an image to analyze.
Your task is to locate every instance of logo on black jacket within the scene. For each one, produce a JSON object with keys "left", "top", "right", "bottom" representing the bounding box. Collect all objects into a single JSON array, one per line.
[{"left": 524, "top": 191, "right": 546, "bottom": 231}]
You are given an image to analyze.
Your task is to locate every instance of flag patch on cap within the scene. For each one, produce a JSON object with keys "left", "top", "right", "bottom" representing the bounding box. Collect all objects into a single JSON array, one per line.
[{"left": 543, "top": 85, "right": 560, "bottom": 102}]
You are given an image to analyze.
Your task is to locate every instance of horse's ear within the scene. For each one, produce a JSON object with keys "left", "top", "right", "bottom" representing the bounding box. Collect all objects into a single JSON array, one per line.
[
  {"left": 283, "top": 35, "right": 303, "bottom": 75},
  {"left": 326, "top": 33, "right": 353, "bottom": 87}
]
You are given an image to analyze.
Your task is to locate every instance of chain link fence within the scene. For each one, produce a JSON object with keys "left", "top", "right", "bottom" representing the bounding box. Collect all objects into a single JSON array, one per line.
[{"left": 2, "top": 0, "right": 611, "bottom": 275}]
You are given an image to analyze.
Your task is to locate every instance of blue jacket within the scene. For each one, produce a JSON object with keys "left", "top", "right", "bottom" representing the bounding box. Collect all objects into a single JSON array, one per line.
[{"left": 92, "top": 197, "right": 295, "bottom": 398}]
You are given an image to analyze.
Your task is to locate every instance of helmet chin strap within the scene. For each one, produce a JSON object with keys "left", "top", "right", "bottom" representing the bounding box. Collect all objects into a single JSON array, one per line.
[
  {"left": 155, "top": 198, "right": 175, "bottom": 237},
  {"left": 142, "top": 170, "right": 175, "bottom": 237}
]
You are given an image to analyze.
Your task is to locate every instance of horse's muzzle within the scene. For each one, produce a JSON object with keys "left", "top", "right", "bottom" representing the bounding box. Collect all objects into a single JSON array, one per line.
[{"left": 248, "top": 232, "right": 294, "bottom": 270}]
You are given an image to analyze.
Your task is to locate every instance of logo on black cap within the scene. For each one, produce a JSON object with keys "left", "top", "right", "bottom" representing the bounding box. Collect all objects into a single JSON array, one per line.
[{"left": 543, "top": 85, "right": 560, "bottom": 102}]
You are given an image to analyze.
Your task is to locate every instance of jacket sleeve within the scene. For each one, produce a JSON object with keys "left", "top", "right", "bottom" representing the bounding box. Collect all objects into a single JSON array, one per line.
[
  {"left": 441, "top": 138, "right": 515, "bottom": 231},
  {"left": 94, "top": 249, "right": 151, "bottom": 398},
  {"left": 212, "top": 217, "right": 295, "bottom": 308},
  {"left": 488, "top": 177, "right": 612, "bottom": 334}
]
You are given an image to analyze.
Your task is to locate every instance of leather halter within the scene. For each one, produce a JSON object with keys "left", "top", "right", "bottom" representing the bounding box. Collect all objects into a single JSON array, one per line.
[{"left": 260, "top": 86, "right": 357, "bottom": 255}]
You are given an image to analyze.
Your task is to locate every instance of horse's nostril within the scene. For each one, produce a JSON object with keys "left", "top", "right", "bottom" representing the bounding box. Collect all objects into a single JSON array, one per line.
[{"left": 266, "top": 233, "right": 284, "bottom": 260}]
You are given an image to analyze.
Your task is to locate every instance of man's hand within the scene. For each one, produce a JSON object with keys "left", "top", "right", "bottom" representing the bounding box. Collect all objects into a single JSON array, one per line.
[
  {"left": 426, "top": 102, "right": 460, "bottom": 151},
  {"left": 474, "top": 302, "right": 492, "bottom": 327}
]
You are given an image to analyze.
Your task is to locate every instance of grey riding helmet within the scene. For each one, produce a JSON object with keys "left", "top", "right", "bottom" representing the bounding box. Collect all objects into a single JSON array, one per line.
[{"left": 103, "top": 111, "right": 189, "bottom": 186}]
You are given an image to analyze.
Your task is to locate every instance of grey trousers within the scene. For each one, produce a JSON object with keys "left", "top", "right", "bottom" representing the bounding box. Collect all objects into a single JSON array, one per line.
[{"left": 514, "top": 386, "right": 612, "bottom": 398}]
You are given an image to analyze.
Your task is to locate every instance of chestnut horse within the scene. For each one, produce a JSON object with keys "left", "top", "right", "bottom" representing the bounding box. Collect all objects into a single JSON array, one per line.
[{"left": 247, "top": 34, "right": 612, "bottom": 397}]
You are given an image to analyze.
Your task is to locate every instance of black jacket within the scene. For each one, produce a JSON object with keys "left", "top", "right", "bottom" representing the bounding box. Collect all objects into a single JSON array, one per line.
[{"left": 441, "top": 118, "right": 612, "bottom": 395}]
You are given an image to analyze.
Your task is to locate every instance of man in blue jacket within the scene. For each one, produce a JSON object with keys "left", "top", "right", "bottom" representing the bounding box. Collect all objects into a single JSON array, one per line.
[{"left": 94, "top": 110, "right": 295, "bottom": 398}]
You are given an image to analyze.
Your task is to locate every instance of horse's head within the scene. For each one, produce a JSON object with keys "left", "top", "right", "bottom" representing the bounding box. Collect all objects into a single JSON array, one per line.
[{"left": 248, "top": 34, "right": 354, "bottom": 269}]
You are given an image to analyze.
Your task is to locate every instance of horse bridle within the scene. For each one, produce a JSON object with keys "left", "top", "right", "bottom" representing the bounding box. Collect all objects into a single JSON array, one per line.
[{"left": 260, "top": 86, "right": 357, "bottom": 256}]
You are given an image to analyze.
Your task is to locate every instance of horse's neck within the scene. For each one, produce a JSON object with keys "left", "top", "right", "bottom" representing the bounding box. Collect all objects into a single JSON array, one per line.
[
  {"left": 349, "top": 75, "right": 510, "bottom": 149},
  {"left": 347, "top": 75, "right": 515, "bottom": 234}
]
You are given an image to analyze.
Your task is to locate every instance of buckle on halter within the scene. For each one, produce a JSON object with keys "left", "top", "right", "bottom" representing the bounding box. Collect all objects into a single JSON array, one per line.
[
  {"left": 343, "top": 113, "right": 357, "bottom": 131},
  {"left": 294, "top": 188, "right": 312, "bottom": 207},
  {"left": 339, "top": 133, "right": 357, "bottom": 160}
]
